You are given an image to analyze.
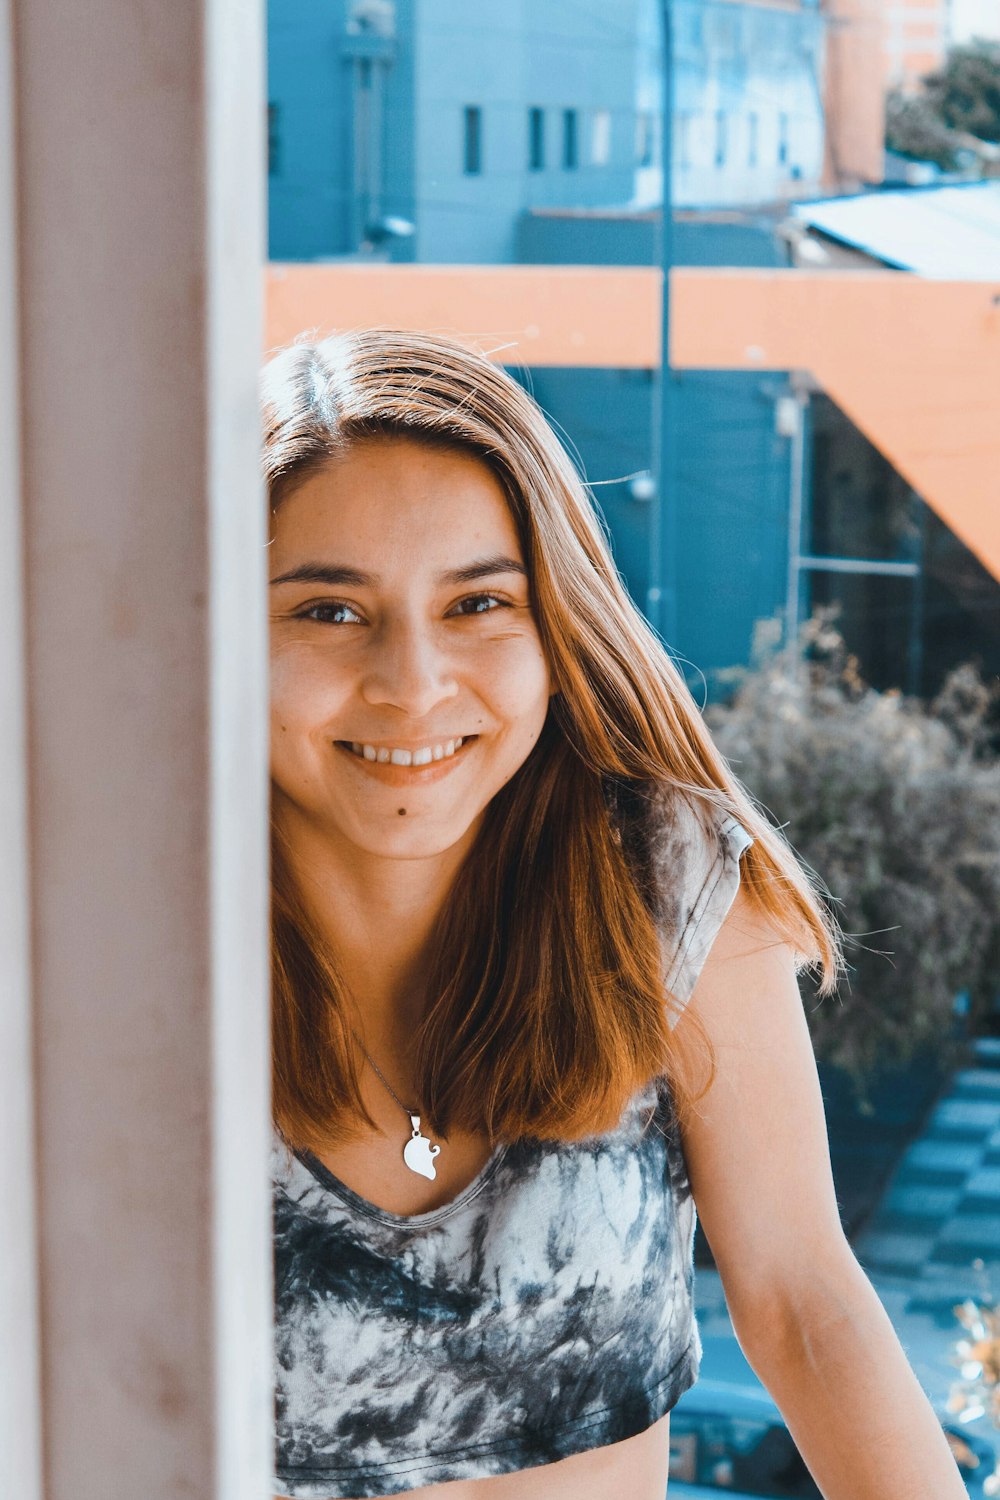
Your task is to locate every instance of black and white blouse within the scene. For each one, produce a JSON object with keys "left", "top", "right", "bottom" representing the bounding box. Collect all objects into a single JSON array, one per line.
[{"left": 272, "top": 788, "right": 754, "bottom": 1498}]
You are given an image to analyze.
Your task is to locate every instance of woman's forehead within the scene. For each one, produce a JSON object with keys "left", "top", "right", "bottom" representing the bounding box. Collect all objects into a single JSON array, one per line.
[{"left": 269, "top": 438, "right": 525, "bottom": 575}]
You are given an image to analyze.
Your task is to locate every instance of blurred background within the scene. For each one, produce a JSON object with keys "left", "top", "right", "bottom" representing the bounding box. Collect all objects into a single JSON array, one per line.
[{"left": 265, "top": 2, "right": 1000, "bottom": 1493}]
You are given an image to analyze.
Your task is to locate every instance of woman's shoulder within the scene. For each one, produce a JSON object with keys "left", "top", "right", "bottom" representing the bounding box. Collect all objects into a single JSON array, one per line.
[{"left": 619, "top": 780, "right": 755, "bottom": 1014}]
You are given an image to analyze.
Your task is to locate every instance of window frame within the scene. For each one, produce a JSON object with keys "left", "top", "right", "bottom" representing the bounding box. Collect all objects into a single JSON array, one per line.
[
  {"left": 590, "top": 108, "right": 611, "bottom": 167},
  {"left": 528, "top": 106, "right": 545, "bottom": 171},
  {"left": 562, "top": 107, "right": 578, "bottom": 170},
  {"left": 267, "top": 102, "right": 280, "bottom": 176},
  {"left": 714, "top": 108, "right": 727, "bottom": 168},
  {"left": 463, "top": 104, "right": 482, "bottom": 175}
]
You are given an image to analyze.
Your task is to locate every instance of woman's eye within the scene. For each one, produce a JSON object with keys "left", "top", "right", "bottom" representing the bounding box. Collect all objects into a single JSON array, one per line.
[
  {"left": 450, "top": 592, "right": 511, "bottom": 617},
  {"left": 297, "top": 601, "right": 362, "bottom": 624}
]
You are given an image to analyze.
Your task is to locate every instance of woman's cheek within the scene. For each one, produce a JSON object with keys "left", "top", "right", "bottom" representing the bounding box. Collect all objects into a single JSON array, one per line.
[
  {"left": 269, "top": 657, "right": 322, "bottom": 753},
  {"left": 473, "top": 628, "right": 552, "bottom": 687},
  {"left": 270, "top": 647, "right": 344, "bottom": 718}
]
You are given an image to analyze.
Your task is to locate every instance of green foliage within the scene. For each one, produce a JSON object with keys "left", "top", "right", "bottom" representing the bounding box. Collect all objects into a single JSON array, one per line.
[
  {"left": 707, "top": 614, "right": 1000, "bottom": 1083},
  {"left": 885, "top": 91, "right": 963, "bottom": 169},
  {"left": 926, "top": 39, "right": 1000, "bottom": 144},
  {"left": 885, "top": 39, "right": 1000, "bottom": 169}
]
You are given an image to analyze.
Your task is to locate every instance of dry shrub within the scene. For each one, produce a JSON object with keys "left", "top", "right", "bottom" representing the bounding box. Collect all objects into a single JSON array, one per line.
[{"left": 706, "top": 613, "right": 1000, "bottom": 1080}]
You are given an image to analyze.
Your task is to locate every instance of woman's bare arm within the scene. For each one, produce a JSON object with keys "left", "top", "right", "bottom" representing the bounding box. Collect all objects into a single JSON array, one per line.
[{"left": 677, "top": 887, "right": 967, "bottom": 1500}]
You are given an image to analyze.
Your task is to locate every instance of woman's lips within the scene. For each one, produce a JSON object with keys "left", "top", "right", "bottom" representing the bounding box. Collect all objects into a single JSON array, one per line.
[{"left": 334, "top": 736, "right": 478, "bottom": 786}]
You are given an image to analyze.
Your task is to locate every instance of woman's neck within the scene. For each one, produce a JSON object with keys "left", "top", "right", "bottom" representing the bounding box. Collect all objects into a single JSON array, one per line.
[{"left": 275, "top": 811, "right": 478, "bottom": 1050}]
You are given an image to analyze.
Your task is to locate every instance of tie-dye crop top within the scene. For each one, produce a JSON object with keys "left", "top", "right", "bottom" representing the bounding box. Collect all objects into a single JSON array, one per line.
[{"left": 272, "top": 785, "right": 754, "bottom": 1498}]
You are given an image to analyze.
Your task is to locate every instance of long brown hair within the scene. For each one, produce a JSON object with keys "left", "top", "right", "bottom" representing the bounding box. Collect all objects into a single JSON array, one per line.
[{"left": 263, "top": 329, "right": 842, "bottom": 1153}]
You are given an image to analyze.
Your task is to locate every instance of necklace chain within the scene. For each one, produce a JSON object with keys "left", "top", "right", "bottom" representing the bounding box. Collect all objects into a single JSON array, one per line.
[
  {"left": 348, "top": 1024, "right": 444, "bottom": 1179},
  {"left": 348, "top": 1025, "right": 415, "bottom": 1118}
]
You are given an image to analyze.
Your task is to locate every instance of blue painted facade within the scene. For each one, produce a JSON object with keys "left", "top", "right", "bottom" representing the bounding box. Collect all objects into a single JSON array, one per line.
[
  {"left": 268, "top": 0, "right": 646, "bottom": 263},
  {"left": 670, "top": 0, "right": 826, "bottom": 209},
  {"left": 268, "top": 0, "right": 827, "bottom": 263},
  {"left": 516, "top": 362, "right": 793, "bottom": 695},
  {"left": 411, "top": 0, "right": 642, "bottom": 263},
  {"left": 268, "top": 0, "right": 354, "bottom": 261}
]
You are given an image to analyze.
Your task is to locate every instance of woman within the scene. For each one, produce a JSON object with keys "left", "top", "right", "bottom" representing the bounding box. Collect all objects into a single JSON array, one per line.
[{"left": 266, "top": 329, "right": 966, "bottom": 1500}]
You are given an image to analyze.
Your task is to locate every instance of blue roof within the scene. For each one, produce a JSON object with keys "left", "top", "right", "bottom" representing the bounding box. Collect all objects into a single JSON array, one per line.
[{"left": 791, "top": 183, "right": 1000, "bottom": 279}]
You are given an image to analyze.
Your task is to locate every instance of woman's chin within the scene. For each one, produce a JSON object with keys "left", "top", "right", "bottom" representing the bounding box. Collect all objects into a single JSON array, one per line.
[{"left": 325, "top": 807, "right": 485, "bottom": 865}]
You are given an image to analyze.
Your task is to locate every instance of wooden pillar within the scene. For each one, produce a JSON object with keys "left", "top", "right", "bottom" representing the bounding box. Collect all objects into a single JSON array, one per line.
[{"left": 4, "top": 1, "right": 272, "bottom": 1496}]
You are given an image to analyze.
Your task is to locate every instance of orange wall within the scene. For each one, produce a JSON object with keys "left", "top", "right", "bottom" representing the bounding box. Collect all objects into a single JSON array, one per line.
[
  {"left": 266, "top": 264, "right": 1000, "bottom": 584},
  {"left": 266, "top": 264, "right": 661, "bottom": 368},
  {"left": 821, "top": 0, "right": 887, "bottom": 188},
  {"left": 670, "top": 269, "right": 1000, "bottom": 585},
  {"left": 883, "top": 0, "right": 948, "bottom": 87}
]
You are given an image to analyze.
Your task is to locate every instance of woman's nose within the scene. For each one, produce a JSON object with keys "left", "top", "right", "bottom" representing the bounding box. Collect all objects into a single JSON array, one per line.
[{"left": 360, "top": 621, "right": 459, "bottom": 717}]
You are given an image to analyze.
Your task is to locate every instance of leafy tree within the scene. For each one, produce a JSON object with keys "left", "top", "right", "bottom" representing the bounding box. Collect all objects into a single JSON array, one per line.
[
  {"left": 886, "top": 91, "right": 964, "bottom": 170},
  {"left": 928, "top": 39, "right": 1000, "bottom": 143},
  {"left": 707, "top": 614, "right": 1000, "bottom": 1083},
  {"left": 885, "top": 39, "right": 1000, "bottom": 170}
]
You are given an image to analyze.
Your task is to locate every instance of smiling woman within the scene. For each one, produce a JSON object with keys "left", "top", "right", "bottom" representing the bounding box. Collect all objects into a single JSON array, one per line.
[
  {"left": 269, "top": 440, "right": 553, "bottom": 879},
  {"left": 263, "top": 330, "right": 969, "bottom": 1500}
]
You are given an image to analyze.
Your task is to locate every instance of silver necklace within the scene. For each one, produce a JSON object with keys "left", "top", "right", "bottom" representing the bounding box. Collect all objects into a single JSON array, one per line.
[{"left": 351, "top": 1028, "right": 443, "bottom": 1181}]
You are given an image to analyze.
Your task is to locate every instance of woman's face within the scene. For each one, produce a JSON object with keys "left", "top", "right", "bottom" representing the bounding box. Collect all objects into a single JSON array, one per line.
[{"left": 269, "top": 436, "right": 556, "bottom": 864}]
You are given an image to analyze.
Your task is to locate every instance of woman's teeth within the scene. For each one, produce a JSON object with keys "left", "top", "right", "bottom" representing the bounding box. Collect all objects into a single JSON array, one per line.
[{"left": 346, "top": 737, "right": 467, "bottom": 766}]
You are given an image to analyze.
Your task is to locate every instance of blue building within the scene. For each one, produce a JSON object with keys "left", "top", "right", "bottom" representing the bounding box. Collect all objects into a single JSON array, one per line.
[
  {"left": 669, "top": 0, "right": 825, "bottom": 209},
  {"left": 268, "top": 0, "right": 827, "bottom": 263},
  {"left": 269, "top": 0, "right": 645, "bottom": 262}
]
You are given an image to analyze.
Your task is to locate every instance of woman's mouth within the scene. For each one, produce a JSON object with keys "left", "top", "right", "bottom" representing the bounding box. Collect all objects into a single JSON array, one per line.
[
  {"left": 341, "top": 736, "right": 471, "bottom": 766},
  {"left": 334, "top": 735, "right": 479, "bottom": 781}
]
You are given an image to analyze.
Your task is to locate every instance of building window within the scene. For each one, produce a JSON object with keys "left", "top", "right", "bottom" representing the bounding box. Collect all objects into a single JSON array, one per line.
[
  {"left": 714, "top": 109, "right": 727, "bottom": 167},
  {"left": 676, "top": 111, "right": 692, "bottom": 171},
  {"left": 678, "top": 8, "right": 704, "bottom": 52},
  {"left": 778, "top": 111, "right": 789, "bottom": 166},
  {"left": 591, "top": 109, "right": 611, "bottom": 166},
  {"left": 463, "top": 106, "right": 482, "bottom": 174},
  {"left": 808, "top": 393, "right": 926, "bottom": 693},
  {"left": 562, "top": 108, "right": 578, "bottom": 169},
  {"left": 748, "top": 111, "right": 758, "bottom": 167},
  {"left": 528, "top": 107, "right": 545, "bottom": 171},
  {"left": 636, "top": 110, "right": 656, "bottom": 167},
  {"left": 267, "top": 103, "right": 280, "bottom": 176},
  {"left": 708, "top": 8, "right": 739, "bottom": 55}
]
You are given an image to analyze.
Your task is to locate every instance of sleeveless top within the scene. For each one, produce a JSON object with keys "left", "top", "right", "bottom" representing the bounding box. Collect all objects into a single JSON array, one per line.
[{"left": 272, "top": 786, "right": 754, "bottom": 1498}]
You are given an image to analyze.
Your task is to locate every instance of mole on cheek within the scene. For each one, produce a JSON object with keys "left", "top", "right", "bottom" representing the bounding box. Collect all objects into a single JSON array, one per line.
[{"left": 398, "top": 808, "right": 406, "bottom": 816}]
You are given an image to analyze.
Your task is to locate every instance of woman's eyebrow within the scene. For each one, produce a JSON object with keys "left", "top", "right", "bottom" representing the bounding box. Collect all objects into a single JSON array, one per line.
[
  {"left": 269, "top": 563, "right": 376, "bottom": 588},
  {"left": 269, "top": 555, "right": 528, "bottom": 587},
  {"left": 445, "top": 555, "right": 528, "bottom": 585}
]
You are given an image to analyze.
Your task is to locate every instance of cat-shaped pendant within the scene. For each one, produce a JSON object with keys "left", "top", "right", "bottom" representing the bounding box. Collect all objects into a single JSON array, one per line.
[{"left": 403, "top": 1114, "right": 442, "bottom": 1180}]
